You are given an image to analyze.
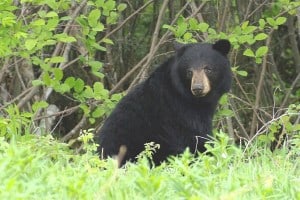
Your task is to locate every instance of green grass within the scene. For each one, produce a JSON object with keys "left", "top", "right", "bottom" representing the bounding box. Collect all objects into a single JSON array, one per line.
[{"left": 0, "top": 133, "right": 299, "bottom": 200}]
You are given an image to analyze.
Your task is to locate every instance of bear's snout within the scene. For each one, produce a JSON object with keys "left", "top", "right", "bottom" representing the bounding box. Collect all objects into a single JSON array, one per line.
[
  {"left": 190, "top": 69, "right": 211, "bottom": 97},
  {"left": 191, "top": 84, "right": 204, "bottom": 96}
]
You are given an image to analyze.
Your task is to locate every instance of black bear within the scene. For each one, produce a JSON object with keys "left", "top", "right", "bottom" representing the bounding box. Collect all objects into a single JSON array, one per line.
[{"left": 97, "top": 39, "right": 231, "bottom": 166}]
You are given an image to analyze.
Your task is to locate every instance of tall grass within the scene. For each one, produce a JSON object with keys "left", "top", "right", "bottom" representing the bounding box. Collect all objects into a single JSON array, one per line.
[{"left": 0, "top": 131, "right": 299, "bottom": 200}]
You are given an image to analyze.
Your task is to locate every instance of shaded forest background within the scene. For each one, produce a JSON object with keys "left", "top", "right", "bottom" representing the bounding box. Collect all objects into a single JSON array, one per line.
[{"left": 0, "top": 0, "right": 299, "bottom": 147}]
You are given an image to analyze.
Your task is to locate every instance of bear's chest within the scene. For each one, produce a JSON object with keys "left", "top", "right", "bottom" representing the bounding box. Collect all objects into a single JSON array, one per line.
[{"left": 159, "top": 107, "right": 212, "bottom": 136}]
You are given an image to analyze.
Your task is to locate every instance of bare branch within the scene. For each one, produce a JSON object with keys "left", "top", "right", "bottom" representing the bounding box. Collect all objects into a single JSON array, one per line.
[
  {"left": 104, "top": 0, "right": 155, "bottom": 40},
  {"left": 250, "top": 30, "right": 274, "bottom": 138},
  {"left": 139, "top": 0, "right": 170, "bottom": 82}
]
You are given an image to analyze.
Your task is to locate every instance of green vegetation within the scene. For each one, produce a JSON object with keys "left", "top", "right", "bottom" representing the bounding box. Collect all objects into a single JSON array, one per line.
[
  {"left": 0, "top": 129, "right": 299, "bottom": 199},
  {"left": 0, "top": 0, "right": 299, "bottom": 199}
]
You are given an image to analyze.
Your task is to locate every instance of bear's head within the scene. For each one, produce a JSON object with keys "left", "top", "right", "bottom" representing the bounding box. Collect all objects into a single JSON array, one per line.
[{"left": 171, "top": 40, "right": 231, "bottom": 102}]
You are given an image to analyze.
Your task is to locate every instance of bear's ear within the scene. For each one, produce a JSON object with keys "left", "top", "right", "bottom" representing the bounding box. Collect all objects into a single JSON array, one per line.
[{"left": 212, "top": 39, "right": 231, "bottom": 56}]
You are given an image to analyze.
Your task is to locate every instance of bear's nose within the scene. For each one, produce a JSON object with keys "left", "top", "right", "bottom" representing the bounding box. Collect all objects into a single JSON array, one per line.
[{"left": 191, "top": 84, "right": 204, "bottom": 96}]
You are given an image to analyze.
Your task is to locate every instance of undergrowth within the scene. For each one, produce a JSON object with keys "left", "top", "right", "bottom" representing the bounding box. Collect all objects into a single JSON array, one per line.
[{"left": 0, "top": 131, "right": 299, "bottom": 200}]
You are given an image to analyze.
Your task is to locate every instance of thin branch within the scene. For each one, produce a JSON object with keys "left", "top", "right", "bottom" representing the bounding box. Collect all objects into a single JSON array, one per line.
[
  {"left": 17, "top": 86, "right": 39, "bottom": 109},
  {"left": 51, "top": 0, "right": 88, "bottom": 58},
  {"left": 109, "top": 54, "right": 149, "bottom": 95},
  {"left": 229, "top": 96, "right": 249, "bottom": 140},
  {"left": 244, "top": 112, "right": 296, "bottom": 154},
  {"left": 249, "top": 30, "right": 274, "bottom": 138},
  {"left": 243, "top": 0, "right": 254, "bottom": 21},
  {"left": 139, "top": 0, "right": 170, "bottom": 82},
  {"left": 14, "top": 57, "right": 27, "bottom": 91},
  {"left": 126, "top": 1, "right": 192, "bottom": 91},
  {"left": 33, "top": 105, "right": 80, "bottom": 121},
  {"left": 280, "top": 71, "right": 300, "bottom": 111},
  {"left": 0, "top": 58, "right": 10, "bottom": 83},
  {"left": 244, "top": 0, "right": 268, "bottom": 20},
  {"left": 104, "top": 0, "right": 154, "bottom": 40},
  {"left": 0, "top": 86, "right": 33, "bottom": 110},
  {"left": 219, "top": 0, "right": 230, "bottom": 32},
  {"left": 189, "top": 1, "right": 208, "bottom": 40},
  {"left": 287, "top": 15, "right": 300, "bottom": 73}
]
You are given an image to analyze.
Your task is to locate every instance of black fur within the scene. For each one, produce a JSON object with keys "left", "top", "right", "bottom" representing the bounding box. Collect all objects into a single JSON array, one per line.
[{"left": 97, "top": 40, "right": 232, "bottom": 166}]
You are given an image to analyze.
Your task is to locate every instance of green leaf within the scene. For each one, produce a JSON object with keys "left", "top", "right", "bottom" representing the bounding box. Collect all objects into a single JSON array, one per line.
[
  {"left": 219, "top": 94, "right": 228, "bottom": 105},
  {"left": 25, "top": 39, "right": 38, "bottom": 50},
  {"left": 89, "top": 61, "right": 103, "bottom": 70},
  {"left": 2, "top": 16, "right": 16, "bottom": 27},
  {"left": 93, "top": 82, "right": 107, "bottom": 99},
  {"left": 259, "top": 19, "right": 266, "bottom": 29},
  {"left": 239, "top": 34, "right": 255, "bottom": 45},
  {"left": 32, "top": 101, "right": 49, "bottom": 112},
  {"left": 44, "top": 39, "right": 56, "bottom": 46},
  {"left": 104, "top": 0, "right": 116, "bottom": 11},
  {"left": 45, "top": 11, "right": 58, "bottom": 18},
  {"left": 117, "top": 3, "right": 127, "bottom": 12},
  {"left": 188, "top": 18, "right": 198, "bottom": 30},
  {"left": 256, "top": 57, "right": 262, "bottom": 64},
  {"left": 88, "top": 9, "right": 101, "bottom": 27},
  {"left": 111, "top": 93, "right": 122, "bottom": 101},
  {"left": 254, "top": 33, "right": 268, "bottom": 41},
  {"left": 31, "top": 80, "right": 45, "bottom": 86},
  {"left": 198, "top": 22, "right": 209, "bottom": 32},
  {"left": 54, "top": 33, "right": 76, "bottom": 43},
  {"left": 56, "top": 83, "right": 70, "bottom": 93},
  {"left": 237, "top": 70, "right": 248, "bottom": 77},
  {"left": 93, "top": 82, "right": 104, "bottom": 94},
  {"left": 176, "top": 22, "right": 187, "bottom": 37},
  {"left": 83, "top": 86, "right": 94, "bottom": 98},
  {"left": 183, "top": 32, "right": 193, "bottom": 41},
  {"left": 53, "top": 68, "right": 63, "bottom": 81},
  {"left": 31, "top": 19, "right": 45, "bottom": 26},
  {"left": 241, "top": 21, "right": 249, "bottom": 30},
  {"left": 42, "top": 72, "right": 51, "bottom": 85},
  {"left": 47, "top": 18, "right": 59, "bottom": 30},
  {"left": 294, "top": 124, "right": 300, "bottom": 131},
  {"left": 243, "top": 49, "right": 255, "bottom": 57},
  {"left": 38, "top": 10, "right": 46, "bottom": 18},
  {"left": 244, "top": 26, "right": 257, "bottom": 34},
  {"left": 266, "top": 18, "right": 276, "bottom": 27},
  {"left": 92, "top": 22, "right": 105, "bottom": 32},
  {"left": 14, "top": 31, "right": 28, "bottom": 39},
  {"left": 255, "top": 46, "right": 268, "bottom": 57},
  {"left": 89, "top": 118, "right": 96, "bottom": 124},
  {"left": 74, "top": 79, "right": 85, "bottom": 93},
  {"left": 92, "top": 107, "right": 106, "bottom": 118},
  {"left": 275, "top": 17, "right": 287, "bottom": 25},
  {"left": 92, "top": 43, "right": 106, "bottom": 51},
  {"left": 218, "top": 109, "right": 233, "bottom": 117},
  {"left": 162, "top": 24, "right": 175, "bottom": 32},
  {"left": 101, "top": 38, "right": 114, "bottom": 44},
  {"left": 48, "top": 56, "right": 65, "bottom": 63},
  {"left": 80, "top": 104, "right": 90, "bottom": 115},
  {"left": 64, "top": 77, "right": 75, "bottom": 88}
]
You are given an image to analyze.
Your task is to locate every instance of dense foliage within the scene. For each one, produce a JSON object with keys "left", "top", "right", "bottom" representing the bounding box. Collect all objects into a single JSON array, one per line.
[
  {"left": 0, "top": 0, "right": 299, "bottom": 199},
  {"left": 0, "top": 131, "right": 299, "bottom": 199},
  {"left": 0, "top": 0, "right": 299, "bottom": 143}
]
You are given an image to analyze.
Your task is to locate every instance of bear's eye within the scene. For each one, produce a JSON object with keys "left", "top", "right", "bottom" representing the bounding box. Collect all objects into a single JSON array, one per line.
[
  {"left": 204, "top": 67, "right": 212, "bottom": 73},
  {"left": 186, "top": 69, "right": 193, "bottom": 78}
]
